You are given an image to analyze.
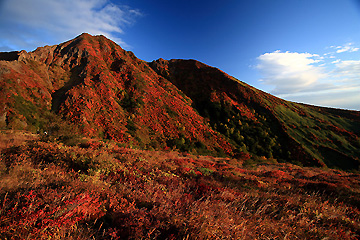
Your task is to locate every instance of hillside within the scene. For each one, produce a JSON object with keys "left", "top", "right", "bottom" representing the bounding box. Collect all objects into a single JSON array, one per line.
[
  {"left": 1, "top": 33, "right": 359, "bottom": 170},
  {"left": 149, "top": 59, "right": 360, "bottom": 170},
  {"left": 0, "top": 131, "right": 359, "bottom": 239},
  {"left": 0, "top": 33, "right": 232, "bottom": 157}
]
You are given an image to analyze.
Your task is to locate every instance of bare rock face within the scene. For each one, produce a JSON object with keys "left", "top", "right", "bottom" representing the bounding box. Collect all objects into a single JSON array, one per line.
[{"left": 18, "top": 50, "right": 31, "bottom": 61}]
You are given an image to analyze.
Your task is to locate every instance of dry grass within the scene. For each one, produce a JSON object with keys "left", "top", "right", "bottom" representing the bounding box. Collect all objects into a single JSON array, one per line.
[
  {"left": 0, "top": 134, "right": 359, "bottom": 239},
  {"left": 0, "top": 130, "right": 38, "bottom": 150}
]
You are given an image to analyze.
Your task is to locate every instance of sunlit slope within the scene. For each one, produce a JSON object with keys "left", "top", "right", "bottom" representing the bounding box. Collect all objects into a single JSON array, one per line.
[{"left": 0, "top": 33, "right": 233, "bottom": 156}]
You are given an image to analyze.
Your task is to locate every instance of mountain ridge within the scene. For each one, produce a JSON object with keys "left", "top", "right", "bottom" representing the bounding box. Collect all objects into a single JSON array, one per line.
[{"left": 1, "top": 33, "right": 359, "bottom": 170}]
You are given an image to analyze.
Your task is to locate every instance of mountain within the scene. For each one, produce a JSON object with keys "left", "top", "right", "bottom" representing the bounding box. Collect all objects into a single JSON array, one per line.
[
  {"left": 1, "top": 33, "right": 359, "bottom": 170},
  {"left": 0, "top": 33, "right": 232, "bottom": 156},
  {"left": 149, "top": 59, "right": 360, "bottom": 169}
]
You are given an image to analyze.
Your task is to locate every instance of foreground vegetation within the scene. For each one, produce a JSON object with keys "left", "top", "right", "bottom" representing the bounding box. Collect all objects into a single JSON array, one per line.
[{"left": 0, "top": 131, "right": 359, "bottom": 239}]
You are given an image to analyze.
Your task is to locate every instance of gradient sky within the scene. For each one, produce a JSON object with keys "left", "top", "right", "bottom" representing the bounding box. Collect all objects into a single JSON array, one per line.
[{"left": 1, "top": 0, "right": 360, "bottom": 110}]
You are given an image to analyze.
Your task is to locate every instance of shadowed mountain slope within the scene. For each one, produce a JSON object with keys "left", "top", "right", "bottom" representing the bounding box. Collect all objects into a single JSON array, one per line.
[
  {"left": 149, "top": 59, "right": 360, "bottom": 169},
  {"left": 1, "top": 33, "right": 359, "bottom": 170}
]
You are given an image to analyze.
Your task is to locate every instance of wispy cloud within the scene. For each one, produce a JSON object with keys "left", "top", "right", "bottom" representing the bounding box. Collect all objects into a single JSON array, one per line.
[
  {"left": 330, "top": 43, "right": 359, "bottom": 53},
  {"left": 256, "top": 47, "right": 360, "bottom": 110},
  {"left": 0, "top": 0, "right": 142, "bottom": 51},
  {"left": 332, "top": 60, "right": 360, "bottom": 84}
]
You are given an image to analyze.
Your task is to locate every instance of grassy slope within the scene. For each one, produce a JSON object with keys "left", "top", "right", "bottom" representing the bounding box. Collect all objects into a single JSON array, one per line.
[
  {"left": 0, "top": 131, "right": 359, "bottom": 239},
  {"left": 149, "top": 59, "right": 360, "bottom": 170},
  {"left": 274, "top": 102, "right": 360, "bottom": 170}
]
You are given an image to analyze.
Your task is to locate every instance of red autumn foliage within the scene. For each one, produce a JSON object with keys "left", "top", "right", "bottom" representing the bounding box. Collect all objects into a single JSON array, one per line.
[
  {"left": 0, "top": 133, "right": 359, "bottom": 239},
  {"left": 1, "top": 33, "right": 359, "bottom": 169}
]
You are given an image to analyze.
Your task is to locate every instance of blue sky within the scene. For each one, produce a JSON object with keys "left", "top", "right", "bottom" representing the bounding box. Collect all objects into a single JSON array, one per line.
[{"left": 1, "top": 0, "right": 360, "bottom": 110}]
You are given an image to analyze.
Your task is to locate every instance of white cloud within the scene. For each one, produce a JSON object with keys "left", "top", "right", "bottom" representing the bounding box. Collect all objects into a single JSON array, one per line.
[
  {"left": 256, "top": 49, "right": 360, "bottom": 110},
  {"left": 256, "top": 51, "right": 327, "bottom": 94},
  {"left": 331, "top": 43, "right": 359, "bottom": 53},
  {"left": 0, "top": 0, "right": 142, "bottom": 51}
]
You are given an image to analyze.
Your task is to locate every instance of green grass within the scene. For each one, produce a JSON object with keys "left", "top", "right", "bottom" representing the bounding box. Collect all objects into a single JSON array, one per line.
[{"left": 274, "top": 104, "right": 360, "bottom": 170}]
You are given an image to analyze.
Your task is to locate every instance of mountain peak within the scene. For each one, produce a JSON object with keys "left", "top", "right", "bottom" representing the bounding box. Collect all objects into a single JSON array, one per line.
[
  {"left": 73, "top": 32, "right": 113, "bottom": 44},
  {"left": 0, "top": 34, "right": 359, "bottom": 170},
  {"left": 77, "top": 32, "right": 93, "bottom": 38}
]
